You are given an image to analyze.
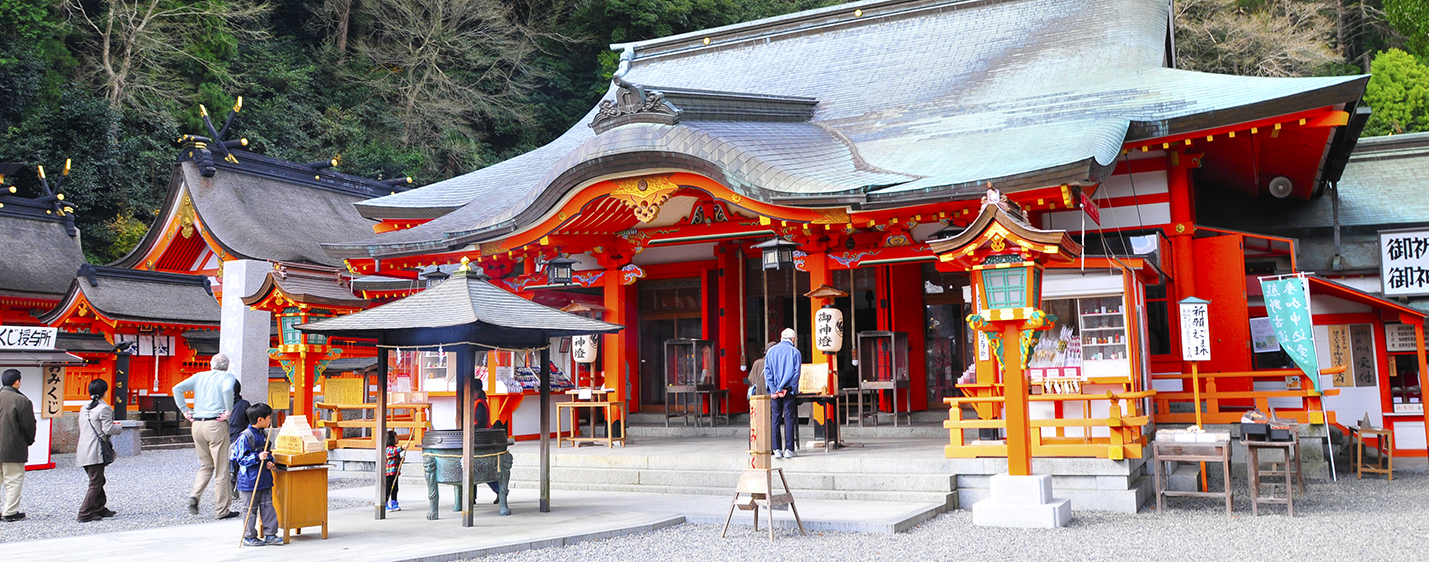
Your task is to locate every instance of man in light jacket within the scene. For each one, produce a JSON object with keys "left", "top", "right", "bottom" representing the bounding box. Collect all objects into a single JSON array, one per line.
[
  {"left": 171, "top": 353, "right": 238, "bottom": 519},
  {"left": 763, "top": 329, "right": 802, "bottom": 459},
  {"left": 0, "top": 369, "right": 36, "bottom": 522}
]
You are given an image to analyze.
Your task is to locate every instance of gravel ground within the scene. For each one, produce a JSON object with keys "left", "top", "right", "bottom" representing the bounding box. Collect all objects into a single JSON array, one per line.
[
  {"left": 0, "top": 450, "right": 371, "bottom": 543},
  {"left": 476, "top": 472, "right": 1429, "bottom": 562}
]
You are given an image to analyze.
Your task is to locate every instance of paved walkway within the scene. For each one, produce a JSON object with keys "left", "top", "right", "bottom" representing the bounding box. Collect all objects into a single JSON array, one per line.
[{"left": 7, "top": 484, "right": 942, "bottom": 562}]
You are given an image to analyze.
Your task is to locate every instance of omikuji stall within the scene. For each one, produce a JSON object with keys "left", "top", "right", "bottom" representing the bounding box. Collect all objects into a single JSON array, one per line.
[{"left": 298, "top": 261, "right": 622, "bottom": 527}]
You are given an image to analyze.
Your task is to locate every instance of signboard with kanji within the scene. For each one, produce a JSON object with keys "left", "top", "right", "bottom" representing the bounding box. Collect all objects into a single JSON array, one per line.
[
  {"left": 1381, "top": 229, "right": 1429, "bottom": 297},
  {"left": 1328, "top": 324, "right": 1352, "bottom": 387},
  {"left": 1386, "top": 323, "right": 1418, "bottom": 353},
  {"left": 1259, "top": 276, "right": 1322, "bottom": 391},
  {"left": 1350, "top": 323, "right": 1376, "bottom": 387},
  {"left": 41, "top": 365, "right": 65, "bottom": 419},
  {"left": 1178, "top": 298, "right": 1210, "bottom": 362},
  {"left": 0, "top": 326, "right": 57, "bottom": 350}
]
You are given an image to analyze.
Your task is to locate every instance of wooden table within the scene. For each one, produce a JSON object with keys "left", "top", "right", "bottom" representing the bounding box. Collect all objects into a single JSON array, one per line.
[
  {"left": 556, "top": 399, "right": 626, "bottom": 448},
  {"left": 272, "top": 464, "right": 329, "bottom": 543},
  {"left": 1152, "top": 439, "right": 1233, "bottom": 515},
  {"left": 1352, "top": 426, "right": 1394, "bottom": 480},
  {"left": 665, "top": 385, "right": 728, "bottom": 427},
  {"left": 1244, "top": 436, "right": 1304, "bottom": 516}
]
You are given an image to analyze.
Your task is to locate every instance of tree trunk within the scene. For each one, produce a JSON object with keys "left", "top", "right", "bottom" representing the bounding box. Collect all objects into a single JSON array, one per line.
[{"left": 336, "top": 0, "right": 352, "bottom": 52}]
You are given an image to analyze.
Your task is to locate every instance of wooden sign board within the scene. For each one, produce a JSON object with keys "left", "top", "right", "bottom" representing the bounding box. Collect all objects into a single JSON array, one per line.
[
  {"left": 1178, "top": 301, "right": 1210, "bottom": 362},
  {"left": 748, "top": 394, "right": 771, "bottom": 469},
  {"left": 1328, "top": 324, "right": 1352, "bottom": 387},
  {"left": 41, "top": 365, "right": 64, "bottom": 419},
  {"left": 1386, "top": 323, "right": 1418, "bottom": 353},
  {"left": 797, "top": 363, "right": 831, "bottom": 395}
]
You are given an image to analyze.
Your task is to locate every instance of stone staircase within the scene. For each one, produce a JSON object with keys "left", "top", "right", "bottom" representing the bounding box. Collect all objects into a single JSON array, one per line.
[
  {"left": 139, "top": 421, "right": 194, "bottom": 451},
  {"left": 504, "top": 442, "right": 960, "bottom": 508}
]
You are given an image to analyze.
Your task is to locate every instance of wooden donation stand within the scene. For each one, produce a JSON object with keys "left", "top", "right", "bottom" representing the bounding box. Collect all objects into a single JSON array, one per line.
[
  {"left": 1352, "top": 418, "right": 1394, "bottom": 480},
  {"left": 1152, "top": 430, "right": 1232, "bottom": 515},
  {"left": 557, "top": 388, "right": 626, "bottom": 447},
  {"left": 272, "top": 416, "right": 330, "bottom": 543},
  {"left": 721, "top": 395, "right": 805, "bottom": 541}
]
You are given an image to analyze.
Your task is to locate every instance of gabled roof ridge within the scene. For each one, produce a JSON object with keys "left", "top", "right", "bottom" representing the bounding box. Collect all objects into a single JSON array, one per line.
[
  {"left": 0, "top": 196, "right": 73, "bottom": 223},
  {"left": 193, "top": 149, "right": 411, "bottom": 200},
  {"left": 77, "top": 263, "right": 213, "bottom": 289},
  {"left": 621, "top": 0, "right": 1012, "bottom": 63}
]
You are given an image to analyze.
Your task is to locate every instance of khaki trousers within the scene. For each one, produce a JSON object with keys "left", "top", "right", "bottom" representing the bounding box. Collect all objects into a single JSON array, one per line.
[
  {"left": 1, "top": 462, "right": 23, "bottom": 517},
  {"left": 190, "top": 420, "right": 233, "bottom": 517}
]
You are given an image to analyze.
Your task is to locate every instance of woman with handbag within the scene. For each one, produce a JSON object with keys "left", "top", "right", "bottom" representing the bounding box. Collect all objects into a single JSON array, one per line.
[{"left": 77, "top": 379, "right": 121, "bottom": 523}]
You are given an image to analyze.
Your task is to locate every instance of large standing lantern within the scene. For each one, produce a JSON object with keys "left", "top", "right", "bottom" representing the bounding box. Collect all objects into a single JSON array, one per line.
[
  {"left": 928, "top": 192, "right": 1080, "bottom": 528},
  {"left": 572, "top": 335, "right": 599, "bottom": 364},
  {"left": 752, "top": 236, "right": 799, "bottom": 270}
]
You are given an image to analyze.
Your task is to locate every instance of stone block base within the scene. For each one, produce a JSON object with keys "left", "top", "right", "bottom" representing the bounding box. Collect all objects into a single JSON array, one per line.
[
  {"left": 972, "top": 474, "right": 1071, "bottom": 528},
  {"left": 113, "top": 420, "right": 144, "bottom": 457}
]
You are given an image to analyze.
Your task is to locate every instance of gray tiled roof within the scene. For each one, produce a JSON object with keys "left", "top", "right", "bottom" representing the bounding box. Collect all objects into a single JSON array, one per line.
[
  {"left": 0, "top": 209, "right": 85, "bottom": 298},
  {"left": 39, "top": 267, "right": 221, "bottom": 326},
  {"left": 335, "top": 0, "right": 1366, "bottom": 259},
  {"left": 114, "top": 154, "right": 391, "bottom": 268},
  {"left": 298, "top": 270, "right": 622, "bottom": 340}
]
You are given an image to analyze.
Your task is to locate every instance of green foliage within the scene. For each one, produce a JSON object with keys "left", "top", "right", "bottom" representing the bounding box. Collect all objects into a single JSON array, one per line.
[
  {"left": 1385, "top": 0, "right": 1429, "bottom": 57},
  {"left": 1364, "top": 48, "right": 1429, "bottom": 135},
  {"left": 0, "top": 0, "right": 53, "bottom": 42}
]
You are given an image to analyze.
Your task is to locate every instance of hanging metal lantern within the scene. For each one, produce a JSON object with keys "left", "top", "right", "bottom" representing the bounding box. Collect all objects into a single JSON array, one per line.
[
  {"left": 546, "top": 255, "right": 577, "bottom": 284},
  {"left": 752, "top": 237, "right": 799, "bottom": 270},
  {"left": 814, "top": 304, "right": 845, "bottom": 353},
  {"left": 572, "top": 334, "right": 599, "bottom": 364}
]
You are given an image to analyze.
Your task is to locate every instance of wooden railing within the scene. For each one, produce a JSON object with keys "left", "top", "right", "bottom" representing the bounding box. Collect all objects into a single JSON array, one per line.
[
  {"left": 944, "top": 389, "right": 1156, "bottom": 460},
  {"left": 315, "top": 402, "right": 432, "bottom": 450},
  {"left": 1149, "top": 369, "right": 1340, "bottom": 426}
]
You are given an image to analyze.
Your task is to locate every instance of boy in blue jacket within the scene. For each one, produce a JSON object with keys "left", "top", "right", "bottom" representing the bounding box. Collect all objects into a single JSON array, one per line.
[{"left": 231, "top": 403, "right": 281, "bottom": 547}]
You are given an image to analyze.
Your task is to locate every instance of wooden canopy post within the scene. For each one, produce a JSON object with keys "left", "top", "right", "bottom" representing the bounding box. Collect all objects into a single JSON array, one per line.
[
  {"left": 540, "top": 344, "right": 552, "bottom": 513},
  {"left": 999, "top": 323, "right": 1032, "bottom": 475},
  {"left": 1416, "top": 321, "right": 1429, "bottom": 460},
  {"left": 374, "top": 344, "right": 388, "bottom": 520},
  {"left": 458, "top": 344, "right": 476, "bottom": 527}
]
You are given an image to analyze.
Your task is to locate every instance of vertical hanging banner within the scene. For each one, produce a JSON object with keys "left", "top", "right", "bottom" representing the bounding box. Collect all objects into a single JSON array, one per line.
[
  {"left": 1259, "top": 276, "right": 1322, "bottom": 391},
  {"left": 1327, "top": 325, "right": 1352, "bottom": 387}
]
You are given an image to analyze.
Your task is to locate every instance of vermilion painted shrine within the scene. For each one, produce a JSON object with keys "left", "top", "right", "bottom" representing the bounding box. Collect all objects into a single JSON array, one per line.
[{"left": 3, "top": 0, "right": 1429, "bottom": 515}]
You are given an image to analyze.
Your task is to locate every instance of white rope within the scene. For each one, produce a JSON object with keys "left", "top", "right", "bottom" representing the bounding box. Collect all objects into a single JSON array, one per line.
[{"left": 377, "top": 342, "right": 552, "bottom": 353}]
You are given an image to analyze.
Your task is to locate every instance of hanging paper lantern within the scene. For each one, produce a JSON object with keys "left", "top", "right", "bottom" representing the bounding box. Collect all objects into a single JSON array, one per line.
[
  {"left": 814, "top": 305, "right": 844, "bottom": 353},
  {"left": 572, "top": 334, "right": 599, "bottom": 364}
]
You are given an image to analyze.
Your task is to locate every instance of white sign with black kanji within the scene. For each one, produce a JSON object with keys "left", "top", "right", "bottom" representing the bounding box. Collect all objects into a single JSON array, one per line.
[{"left": 1179, "top": 301, "right": 1210, "bottom": 362}]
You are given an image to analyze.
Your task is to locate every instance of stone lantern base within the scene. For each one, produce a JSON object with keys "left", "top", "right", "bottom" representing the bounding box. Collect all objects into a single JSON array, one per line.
[{"left": 972, "top": 473, "right": 1071, "bottom": 528}]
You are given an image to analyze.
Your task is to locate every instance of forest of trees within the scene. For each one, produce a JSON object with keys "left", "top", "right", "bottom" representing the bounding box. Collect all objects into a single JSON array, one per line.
[{"left": 0, "top": 0, "right": 1425, "bottom": 263}]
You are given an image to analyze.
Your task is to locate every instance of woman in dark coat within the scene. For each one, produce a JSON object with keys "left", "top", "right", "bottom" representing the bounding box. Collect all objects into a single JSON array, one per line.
[{"left": 77, "top": 379, "right": 121, "bottom": 522}]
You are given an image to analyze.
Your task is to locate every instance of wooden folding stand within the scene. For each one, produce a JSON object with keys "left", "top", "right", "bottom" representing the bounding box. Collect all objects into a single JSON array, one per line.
[{"left": 721, "top": 394, "right": 805, "bottom": 541}]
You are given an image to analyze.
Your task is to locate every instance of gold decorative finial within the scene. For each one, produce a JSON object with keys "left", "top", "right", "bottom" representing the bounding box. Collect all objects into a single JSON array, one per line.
[
  {"left": 234, "top": 96, "right": 243, "bottom": 113},
  {"left": 63, "top": 159, "right": 71, "bottom": 175},
  {"left": 200, "top": 104, "right": 209, "bottom": 117},
  {"left": 36, "top": 165, "right": 45, "bottom": 179},
  {"left": 457, "top": 257, "right": 471, "bottom": 272}
]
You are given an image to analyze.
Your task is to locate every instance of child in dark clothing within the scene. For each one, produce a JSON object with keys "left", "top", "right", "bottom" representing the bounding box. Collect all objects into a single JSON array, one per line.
[
  {"left": 231, "top": 402, "right": 280, "bottom": 547},
  {"left": 384, "top": 430, "right": 404, "bottom": 511}
]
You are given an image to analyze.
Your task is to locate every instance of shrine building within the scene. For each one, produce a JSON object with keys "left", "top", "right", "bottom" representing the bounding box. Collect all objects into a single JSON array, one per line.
[{"left": 312, "top": 0, "right": 1428, "bottom": 478}]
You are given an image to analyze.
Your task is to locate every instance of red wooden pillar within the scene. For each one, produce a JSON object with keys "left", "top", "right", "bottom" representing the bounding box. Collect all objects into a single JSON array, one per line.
[
  {"left": 804, "top": 251, "right": 837, "bottom": 431},
  {"left": 887, "top": 262, "right": 929, "bottom": 411},
  {"left": 717, "top": 244, "right": 748, "bottom": 413},
  {"left": 1166, "top": 151, "right": 1201, "bottom": 402},
  {"left": 603, "top": 266, "right": 636, "bottom": 424}
]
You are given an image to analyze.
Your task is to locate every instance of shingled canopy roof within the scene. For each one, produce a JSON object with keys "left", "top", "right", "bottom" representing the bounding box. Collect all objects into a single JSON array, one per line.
[
  {"left": 241, "top": 262, "right": 368, "bottom": 309},
  {"left": 0, "top": 194, "right": 86, "bottom": 299},
  {"left": 297, "top": 267, "right": 622, "bottom": 345},
  {"left": 39, "top": 265, "right": 221, "bottom": 327},
  {"left": 113, "top": 149, "right": 408, "bottom": 268},
  {"left": 327, "top": 0, "right": 1368, "bottom": 260}
]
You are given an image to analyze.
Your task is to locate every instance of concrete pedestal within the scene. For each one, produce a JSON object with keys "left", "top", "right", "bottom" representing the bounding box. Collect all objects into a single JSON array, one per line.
[
  {"left": 113, "top": 420, "right": 144, "bottom": 457},
  {"left": 220, "top": 260, "right": 273, "bottom": 406},
  {"left": 971, "top": 474, "right": 1071, "bottom": 528}
]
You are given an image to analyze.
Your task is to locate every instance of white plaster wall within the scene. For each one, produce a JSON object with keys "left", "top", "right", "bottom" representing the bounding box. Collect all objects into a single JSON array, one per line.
[{"left": 1313, "top": 324, "right": 1383, "bottom": 427}]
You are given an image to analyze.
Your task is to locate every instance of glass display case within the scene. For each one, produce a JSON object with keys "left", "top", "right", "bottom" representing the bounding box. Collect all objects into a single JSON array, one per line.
[
  {"left": 1077, "top": 296, "right": 1128, "bottom": 363},
  {"left": 1388, "top": 354, "right": 1424, "bottom": 413},
  {"left": 665, "top": 338, "right": 717, "bottom": 391},
  {"left": 857, "top": 331, "right": 909, "bottom": 389}
]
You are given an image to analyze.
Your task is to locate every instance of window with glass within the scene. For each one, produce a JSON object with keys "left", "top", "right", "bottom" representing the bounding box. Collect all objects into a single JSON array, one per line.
[{"left": 982, "top": 268, "right": 1025, "bottom": 309}]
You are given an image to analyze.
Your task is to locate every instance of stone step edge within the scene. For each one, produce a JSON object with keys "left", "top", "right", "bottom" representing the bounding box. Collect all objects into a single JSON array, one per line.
[{"left": 504, "top": 481, "right": 958, "bottom": 504}]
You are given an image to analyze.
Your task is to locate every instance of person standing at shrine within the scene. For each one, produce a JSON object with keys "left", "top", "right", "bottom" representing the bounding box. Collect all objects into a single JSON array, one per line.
[
  {"left": 764, "top": 329, "right": 802, "bottom": 459},
  {"left": 172, "top": 353, "right": 238, "bottom": 519},
  {"left": 0, "top": 369, "right": 36, "bottom": 522}
]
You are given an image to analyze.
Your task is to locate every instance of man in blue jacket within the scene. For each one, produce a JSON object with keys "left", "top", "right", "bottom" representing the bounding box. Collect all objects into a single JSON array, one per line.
[{"left": 763, "top": 328, "right": 802, "bottom": 459}]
